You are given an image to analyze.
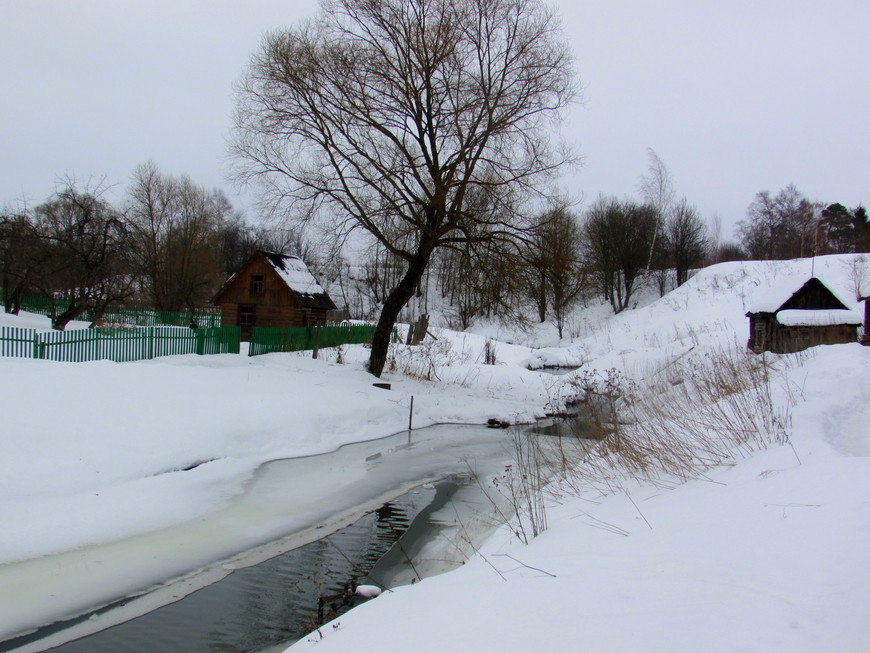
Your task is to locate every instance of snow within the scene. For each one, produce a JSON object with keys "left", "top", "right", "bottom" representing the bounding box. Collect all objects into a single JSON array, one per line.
[
  {"left": 354, "top": 585, "right": 382, "bottom": 598},
  {"left": 775, "top": 308, "right": 863, "bottom": 326},
  {"left": 0, "top": 253, "right": 868, "bottom": 652},
  {"left": 747, "top": 273, "right": 858, "bottom": 314},
  {"left": 268, "top": 254, "right": 327, "bottom": 296}
]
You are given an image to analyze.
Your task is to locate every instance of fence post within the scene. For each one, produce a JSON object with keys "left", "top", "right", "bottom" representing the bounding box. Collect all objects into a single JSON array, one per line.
[
  {"left": 195, "top": 328, "right": 205, "bottom": 355},
  {"left": 34, "top": 334, "right": 45, "bottom": 360},
  {"left": 312, "top": 325, "right": 321, "bottom": 359}
]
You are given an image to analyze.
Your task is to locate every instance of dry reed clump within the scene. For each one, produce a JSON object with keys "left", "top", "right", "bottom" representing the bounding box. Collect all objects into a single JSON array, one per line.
[
  {"left": 464, "top": 347, "right": 795, "bottom": 545},
  {"left": 387, "top": 335, "right": 467, "bottom": 381},
  {"left": 489, "top": 428, "right": 551, "bottom": 544},
  {"left": 560, "top": 347, "right": 793, "bottom": 493}
]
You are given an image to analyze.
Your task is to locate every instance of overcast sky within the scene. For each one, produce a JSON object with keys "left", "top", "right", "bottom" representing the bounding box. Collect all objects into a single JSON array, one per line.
[{"left": 1, "top": 0, "right": 868, "bottom": 240}]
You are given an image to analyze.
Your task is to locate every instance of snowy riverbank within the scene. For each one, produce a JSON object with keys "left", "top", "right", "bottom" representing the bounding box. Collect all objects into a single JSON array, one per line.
[{"left": 1, "top": 254, "right": 868, "bottom": 651}]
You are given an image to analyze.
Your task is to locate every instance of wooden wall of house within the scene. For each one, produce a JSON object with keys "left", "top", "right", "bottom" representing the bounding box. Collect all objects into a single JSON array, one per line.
[
  {"left": 748, "top": 315, "right": 857, "bottom": 354},
  {"left": 219, "top": 302, "right": 330, "bottom": 330},
  {"left": 748, "top": 315, "right": 773, "bottom": 353},
  {"left": 770, "top": 323, "right": 856, "bottom": 354},
  {"left": 218, "top": 255, "right": 298, "bottom": 309}
]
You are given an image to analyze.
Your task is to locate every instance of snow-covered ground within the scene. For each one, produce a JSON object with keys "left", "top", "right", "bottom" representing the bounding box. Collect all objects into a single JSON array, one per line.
[{"left": 1, "top": 254, "right": 868, "bottom": 651}]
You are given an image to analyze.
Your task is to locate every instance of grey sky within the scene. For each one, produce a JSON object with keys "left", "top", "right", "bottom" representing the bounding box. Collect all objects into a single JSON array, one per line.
[{"left": 1, "top": 0, "right": 868, "bottom": 240}]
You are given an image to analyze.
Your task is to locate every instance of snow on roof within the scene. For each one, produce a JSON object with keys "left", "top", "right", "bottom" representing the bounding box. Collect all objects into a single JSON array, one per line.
[
  {"left": 264, "top": 252, "right": 326, "bottom": 296},
  {"left": 775, "top": 309, "right": 863, "bottom": 327},
  {"left": 748, "top": 276, "right": 857, "bottom": 314}
]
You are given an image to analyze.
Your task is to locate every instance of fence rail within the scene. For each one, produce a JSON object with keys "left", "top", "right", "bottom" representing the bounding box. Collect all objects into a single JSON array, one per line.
[
  {"left": 248, "top": 324, "right": 381, "bottom": 356},
  {"left": 0, "top": 326, "right": 240, "bottom": 363}
]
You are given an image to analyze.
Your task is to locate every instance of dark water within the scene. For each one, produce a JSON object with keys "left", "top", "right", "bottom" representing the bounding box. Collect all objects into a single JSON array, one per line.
[{"left": 20, "top": 485, "right": 439, "bottom": 653}]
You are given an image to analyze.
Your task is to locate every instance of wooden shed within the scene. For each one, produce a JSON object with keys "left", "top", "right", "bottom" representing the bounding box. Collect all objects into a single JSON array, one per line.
[
  {"left": 213, "top": 251, "right": 337, "bottom": 340},
  {"left": 746, "top": 277, "right": 862, "bottom": 354}
]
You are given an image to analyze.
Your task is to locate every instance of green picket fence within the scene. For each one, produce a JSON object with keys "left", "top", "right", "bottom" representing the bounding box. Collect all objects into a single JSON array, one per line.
[
  {"left": 248, "top": 324, "right": 382, "bottom": 356},
  {"left": 0, "top": 326, "right": 240, "bottom": 363},
  {"left": 12, "top": 294, "right": 221, "bottom": 328},
  {"left": 0, "top": 326, "right": 37, "bottom": 358}
]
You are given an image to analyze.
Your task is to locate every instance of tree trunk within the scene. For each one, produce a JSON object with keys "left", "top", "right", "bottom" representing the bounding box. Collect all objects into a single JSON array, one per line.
[
  {"left": 52, "top": 301, "right": 89, "bottom": 331},
  {"left": 368, "top": 249, "right": 432, "bottom": 378}
]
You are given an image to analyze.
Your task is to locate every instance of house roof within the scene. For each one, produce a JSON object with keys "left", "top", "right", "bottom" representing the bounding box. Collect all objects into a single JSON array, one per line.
[
  {"left": 263, "top": 252, "right": 325, "bottom": 295},
  {"left": 775, "top": 309, "right": 863, "bottom": 327},
  {"left": 747, "top": 276, "right": 856, "bottom": 314},
  {"left": 261, "top": 252, "right": 337, "bottom": 311}
]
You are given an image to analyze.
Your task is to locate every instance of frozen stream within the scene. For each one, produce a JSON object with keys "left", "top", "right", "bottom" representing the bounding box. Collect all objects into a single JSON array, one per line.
[{"left": 0, "top": 424, "right": 522, "bottom": 652}]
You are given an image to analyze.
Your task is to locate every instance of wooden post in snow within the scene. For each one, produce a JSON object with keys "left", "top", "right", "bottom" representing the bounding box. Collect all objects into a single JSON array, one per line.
[{"left": 312, "top": 324, "right": 321, "bottom": 359}]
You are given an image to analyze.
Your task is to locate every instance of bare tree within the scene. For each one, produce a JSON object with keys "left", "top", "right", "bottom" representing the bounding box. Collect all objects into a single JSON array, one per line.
[
  {"left": 526, "top": 206, "right": 587, "bottom": 338},
  {"left": 638, "top": 148, "right": 675, "bottom": 270},
  {"left": 583, "top": 197, "right": 659, "bottom": 313},
  {"left": 233, "top": 0, "right": 577, "bottom": 376},
  {"left": 712, "top": 241, "right": 748, "bottom": 264},
  {"left": 664, "top": 198, "right": 709, "bottom": 286},
  {"left": 0, "top": 212, "right": 44, "bottom": 314},
  {"left": 126, "top": 162, "right": 228, "bottom": 313},
  {"left": 437, "top": 237, "right": 525, "bottom": 329},
  {"left": 736, "top": 184, "right": 819, "bottom": 260},
  {"left": 32, "top": 183, "right": 133, "bottom": 330}
]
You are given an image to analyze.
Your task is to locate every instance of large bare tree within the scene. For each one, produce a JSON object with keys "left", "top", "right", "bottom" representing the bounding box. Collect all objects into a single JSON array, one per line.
[{"left": 233, "top": 0, "right": 576, "bottom": 376}]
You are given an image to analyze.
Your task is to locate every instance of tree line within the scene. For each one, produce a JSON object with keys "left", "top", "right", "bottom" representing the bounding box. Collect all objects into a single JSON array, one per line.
[
  {"left": 0, "top": 162, "right": 291, "bottom": 330},
  {"left": 7, "top": 158, "right": 858, "bottom": 342},
  {"left": 736, "top": 184, "right": 868, "bottom": 260}
]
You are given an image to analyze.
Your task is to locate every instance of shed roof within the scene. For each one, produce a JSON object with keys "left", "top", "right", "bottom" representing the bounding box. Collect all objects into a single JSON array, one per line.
[{"left": 747, "top": 276, "right": 856, "bottom": 314}]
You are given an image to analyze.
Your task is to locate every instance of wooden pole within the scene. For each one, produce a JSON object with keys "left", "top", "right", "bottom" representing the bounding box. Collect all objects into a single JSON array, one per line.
[
  {"left": 408, "top": 395, "right": 414, "bottom": 431},
  {"left": 312, "top": 324, "right": 321, "bottom": 359}
]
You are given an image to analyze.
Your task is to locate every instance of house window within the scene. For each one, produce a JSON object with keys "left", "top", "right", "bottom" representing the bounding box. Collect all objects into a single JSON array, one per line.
[
  {"left": 239, "top": 306, "right": 255, "bottom": 327},
  {"left": 251, "top": 275, "right": 264, "bottom": 294}
]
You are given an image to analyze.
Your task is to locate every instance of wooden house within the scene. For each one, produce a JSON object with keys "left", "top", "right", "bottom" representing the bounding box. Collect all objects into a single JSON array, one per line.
[
  {"left": 213, "top": 251, "right": 337, "bottom": 340},
  {"left": 746, "top": 277, "right": 862, "bottom": 354}
]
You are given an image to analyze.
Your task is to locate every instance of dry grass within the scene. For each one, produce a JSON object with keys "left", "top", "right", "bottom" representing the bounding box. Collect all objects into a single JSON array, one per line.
[{"left": 556, "top": 346, "right": 793, "bottom": 494}]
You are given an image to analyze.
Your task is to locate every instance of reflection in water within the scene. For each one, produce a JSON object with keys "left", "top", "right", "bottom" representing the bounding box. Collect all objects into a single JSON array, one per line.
[{"left": 45, "top": 487, "right": 433, "bottom": 653}]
